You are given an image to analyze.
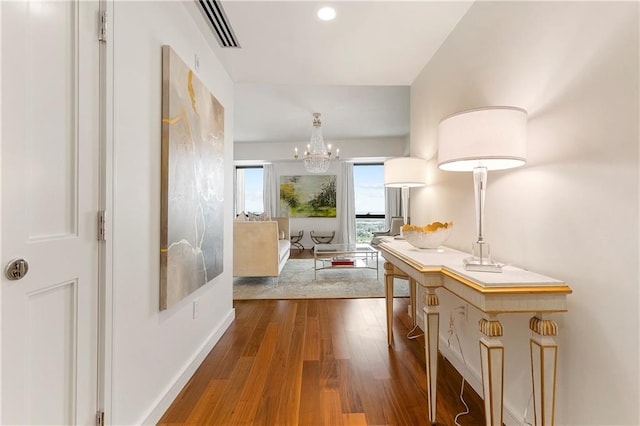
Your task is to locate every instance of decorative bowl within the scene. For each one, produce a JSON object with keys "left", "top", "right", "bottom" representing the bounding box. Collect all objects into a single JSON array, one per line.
[{"left": 402, "top": 221, "right": 453, "bottom": 249}]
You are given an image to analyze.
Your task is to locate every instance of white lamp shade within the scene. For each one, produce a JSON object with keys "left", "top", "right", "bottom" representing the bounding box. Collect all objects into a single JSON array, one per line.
[
  {"left": 384, "top": 157, "right": 428, "bottom": 187},
  {"left": 438, "top": 106, "right": 527, "bottom": 172}
]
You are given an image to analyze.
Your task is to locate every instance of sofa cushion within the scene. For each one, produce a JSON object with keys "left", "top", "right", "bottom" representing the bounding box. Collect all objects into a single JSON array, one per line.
[{"left": 278, "top": 240, "right": 291, "bottom": 263}]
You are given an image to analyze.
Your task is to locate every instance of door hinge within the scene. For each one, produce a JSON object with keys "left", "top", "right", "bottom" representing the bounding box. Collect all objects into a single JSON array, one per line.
[
  {"left": 96, "top": 410, "right": 105, "bottom": 426},
  {"left": 98, "top": 11, "right": 107, "bottom": 43},
  {"left": 98, "top": 211, "right": 106, "bottom": 241}
]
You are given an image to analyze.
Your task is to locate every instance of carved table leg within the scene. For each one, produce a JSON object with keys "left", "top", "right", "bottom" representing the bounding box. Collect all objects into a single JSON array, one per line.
[
  {"left": 530, "top": 315, "right": 559, "bottom": 426},
  {"left": 384, "top": 262, "right": 395, "bottom": 346},
  {"left": 409, "top": 277, "right": 417, "bottom": 327},
  {"left": 423, "top": 289, "right": 439, "bottom": 424},
  {"left": 479, "top": 317, "right": 504, "bottom": 426}
]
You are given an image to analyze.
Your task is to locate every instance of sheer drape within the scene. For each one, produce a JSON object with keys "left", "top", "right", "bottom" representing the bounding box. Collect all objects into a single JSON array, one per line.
[
  {"left": 262, "top": 164, "right": 278, "bottom": 218},
  {"left": 339, "top": 162, "right": 356, "bottom": 244},
  {"left": 235, "top": 168, "right": 245, "bottom": 215},
  {"left": 384, "top": 187, "right": 401, "bottom": 228}
]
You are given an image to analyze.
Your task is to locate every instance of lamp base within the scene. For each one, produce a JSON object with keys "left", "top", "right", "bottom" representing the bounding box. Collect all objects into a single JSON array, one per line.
[
  {"left": 395, "top": 225, "right": 407, "bottom": 240},
  {"left": 463, "top": 241, "right": 503, "bottom": 273},
  {"left": 463, "top": 257, "right": 503, "bottom": 273}
]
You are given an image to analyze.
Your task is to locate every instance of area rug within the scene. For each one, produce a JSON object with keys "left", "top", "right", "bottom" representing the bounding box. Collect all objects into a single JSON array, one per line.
[{"left": 233, "top": 258, "right": 409, "bottom": 300}]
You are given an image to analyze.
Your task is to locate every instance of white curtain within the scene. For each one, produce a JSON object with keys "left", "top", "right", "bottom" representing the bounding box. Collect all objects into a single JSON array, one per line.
[
  {"left": 339, "top": 162, "right": 356, "bottom": 244},
  {"left": 235, "top": 168, "right": 245, "bottom": 215},
  {"left": 384, "top": 186, "right": 401, "bottom": 229},
  {"left": 262, "top": 163, "right": 278, "bottom": 218}
]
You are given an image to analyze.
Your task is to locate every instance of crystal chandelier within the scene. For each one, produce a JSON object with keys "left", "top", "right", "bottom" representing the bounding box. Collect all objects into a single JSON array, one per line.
[{"left": 294, "top": 113, "right": 339, "bottom": 173}]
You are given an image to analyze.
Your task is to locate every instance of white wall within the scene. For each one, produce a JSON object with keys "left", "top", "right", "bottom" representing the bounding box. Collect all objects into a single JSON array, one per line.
[
  {"left": 411, "top": 2, "right": 639, "bottom": 424},
  {"left": 111, "top": 2, "right": 234, "bottom": 424},
  {"left": 235, "top": 136, "right": 407, "bottom": 163}
]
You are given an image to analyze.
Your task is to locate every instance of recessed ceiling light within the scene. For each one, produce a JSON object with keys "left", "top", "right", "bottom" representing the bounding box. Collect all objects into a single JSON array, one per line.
[{"left": 317, "top": 6, "right": 336, "bottom": 21}]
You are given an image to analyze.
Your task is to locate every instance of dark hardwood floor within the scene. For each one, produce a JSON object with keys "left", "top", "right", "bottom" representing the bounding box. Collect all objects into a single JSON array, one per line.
[
  {"left": 289, "top": 247, "right": 315, "bottom": 259},
  {"left": 158, "top": 297, "right": 485, "bottom": 425}
]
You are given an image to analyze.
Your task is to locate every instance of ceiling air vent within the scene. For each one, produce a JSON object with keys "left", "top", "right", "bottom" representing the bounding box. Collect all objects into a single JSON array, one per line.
[{"left": 197, "top": 0, "right": 240, "bottom": 48}]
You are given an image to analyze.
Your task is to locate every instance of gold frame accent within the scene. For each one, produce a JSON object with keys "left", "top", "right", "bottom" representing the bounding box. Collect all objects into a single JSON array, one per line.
[
  {"left": 425, "top": 310, "right": 440, "bottom": 422},
  {"left": 530, "top": 339, "right": 558, "bottom": 426},
  {"left": 479, "top": 318, "right": 503, "bottom": 337},
  {"left": 530, "top": 316, "right": 558, "bottom": 336},
  {"left": 423, "top": 292, "right": 439, "bottom": 307},
  {"left": 380, "top": 244, "right": 572, "bottom": 295},
  {"left": 479, "top": 340, "right": 505, "bottom": 426}
]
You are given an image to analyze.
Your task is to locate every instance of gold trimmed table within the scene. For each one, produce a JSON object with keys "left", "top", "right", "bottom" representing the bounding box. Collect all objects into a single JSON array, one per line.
[{"left": 378, "top": 239, "right": 572, "bottom": 426}]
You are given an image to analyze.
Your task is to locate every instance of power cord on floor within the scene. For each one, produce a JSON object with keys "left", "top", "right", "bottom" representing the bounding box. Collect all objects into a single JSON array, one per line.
[
  {"left": 523, "top": 392, "right": 533, "bottom": 426},
  {"left": 447, "top": 306, "right": 469, "bottom": 426},
  {"left": 405, "top": 303, "right": 424, "bottom": 339},
  {"left": 406, "top": 323, "right": 423, "bottom": 339}
]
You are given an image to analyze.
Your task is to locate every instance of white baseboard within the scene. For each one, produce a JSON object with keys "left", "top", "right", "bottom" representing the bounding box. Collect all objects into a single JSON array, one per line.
[
  {"left": 140, "top": 308, "right": 236, "bottom": 425},
  {"left": 438, "top": 335, "right": 522, "bottom": 426}
]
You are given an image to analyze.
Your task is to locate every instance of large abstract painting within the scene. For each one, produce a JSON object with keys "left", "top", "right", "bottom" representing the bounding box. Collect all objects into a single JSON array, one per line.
[
  {"left": 160, "top": 45, "right": 224, "bottom": 310},
  {"left": 279, "top": 175, "right": 337, "bottom": 218}
]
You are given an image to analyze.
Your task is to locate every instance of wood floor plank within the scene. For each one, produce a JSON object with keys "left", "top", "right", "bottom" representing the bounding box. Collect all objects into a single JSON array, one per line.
[
  {"left": 335, "top": 359, "right": 364, "bottom": 415},
  {"left": 272, "top": 300, "right": 306, "bottom": 425},
  {"left": 341, "top": 329, "right": 388, "bottom": 425},
  {"left": 158, "top": 298, "right": 486, "bottom": 426},
  {"left": 183, "top": 379, "right": 227, "bottom": 424},
  {"left": 253, "top": 301, "right": 299, "bottom": 426},
  {"left": 327, "top": 301, "right": 350, "bottom": 360},
  {"left": 242, "top": 301, "right": 277, "bottom": 357},
  {"left": 199, "top": 357, "right": 254, "bottom": 425},
  {"left": 229, "top": 323, "right": 279, "bottom": 425},
  {"left": 303, "top": 301, "right": 320, "bottom": 361},
  {"left": 298, "top": 360, "right": 323, "bottom": 424},
  {"left": 342, "top": 413, "right": 367, "bottom": 425},
  {"left": 380, "top": 378, "right": 419, "bottom": 426},
  {"left": 320, "top": 389, "right": 345, "bottom": 426}
]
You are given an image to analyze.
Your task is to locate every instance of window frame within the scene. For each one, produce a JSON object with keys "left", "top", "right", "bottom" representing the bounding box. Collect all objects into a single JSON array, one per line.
[
  {"left": 353, "top": 162, "right": 385, "bottom": 219},
  {"left": 234, "top": 165, "right": 264, "bottom": 216}
]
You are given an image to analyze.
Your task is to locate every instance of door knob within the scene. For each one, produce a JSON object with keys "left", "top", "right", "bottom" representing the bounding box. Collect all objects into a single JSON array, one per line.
[{"left": 5, "top": 258, "right": 29, "bottom": 281}]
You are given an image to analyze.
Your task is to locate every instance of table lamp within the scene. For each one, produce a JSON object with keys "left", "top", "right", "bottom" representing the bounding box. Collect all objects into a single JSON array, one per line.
[
  {"left": 438, "top": 106, "right": 527, "bottom": 272},
  {"left": 383, "top": 157, "right": 428, "bottom": 237}
]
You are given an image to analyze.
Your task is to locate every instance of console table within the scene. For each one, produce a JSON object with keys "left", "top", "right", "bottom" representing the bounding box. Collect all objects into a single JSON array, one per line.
[{"left": 378, "top": 240, "right": 572, "bottom": 426}]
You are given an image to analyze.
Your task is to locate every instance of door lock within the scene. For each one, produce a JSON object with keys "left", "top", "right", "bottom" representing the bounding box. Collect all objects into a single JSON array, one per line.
[{"left": 5, "top": 258, "right": 29, "bottom": 281}]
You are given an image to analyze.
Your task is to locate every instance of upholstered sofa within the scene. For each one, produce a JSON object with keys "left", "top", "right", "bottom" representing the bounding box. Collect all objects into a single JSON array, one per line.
[{"left": 233, "top": 217, "right": 291, "bottom": 277}]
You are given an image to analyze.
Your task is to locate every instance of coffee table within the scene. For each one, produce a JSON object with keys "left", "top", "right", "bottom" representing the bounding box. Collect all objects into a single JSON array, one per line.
[{"left": 313, "top": 243, "right": 379, "bottom": 280}]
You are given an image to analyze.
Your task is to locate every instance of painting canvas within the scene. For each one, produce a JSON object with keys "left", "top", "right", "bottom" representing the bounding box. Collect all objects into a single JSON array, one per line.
[
  {"left": 160, "top": 45, "right": 224, "bottom": 310},
  {"left": 279, "top": 175, "right": 337, "bottom": 218}
]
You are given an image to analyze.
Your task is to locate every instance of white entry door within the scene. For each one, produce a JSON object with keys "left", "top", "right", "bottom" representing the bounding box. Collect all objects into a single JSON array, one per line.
[{"left": 1, "top": 1, "right": 101, "bottom": 424}]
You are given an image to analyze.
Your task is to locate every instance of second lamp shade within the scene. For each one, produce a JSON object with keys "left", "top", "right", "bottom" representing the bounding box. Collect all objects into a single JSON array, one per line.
[{"left": 384, "top": 157, "right": 428, "bottom": 187}]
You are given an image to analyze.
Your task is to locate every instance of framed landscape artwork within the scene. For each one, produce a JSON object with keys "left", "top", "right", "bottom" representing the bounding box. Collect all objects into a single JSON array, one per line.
[
  {"left": 160, "top": 45, "right": 225, "bottom": 310},
  {"left": 279, "top": 175, "right": 337, "bottom": 218}
]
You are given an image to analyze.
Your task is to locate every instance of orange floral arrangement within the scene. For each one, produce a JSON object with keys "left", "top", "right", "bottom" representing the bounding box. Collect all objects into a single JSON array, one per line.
[{"left": 402, "top": 221, "right": 453, "bottom": 233}]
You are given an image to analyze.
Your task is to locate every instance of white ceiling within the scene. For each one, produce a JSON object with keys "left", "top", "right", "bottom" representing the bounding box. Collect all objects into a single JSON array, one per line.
[{"left": 195, "top": 1, "right": 474, "bottom": 144}]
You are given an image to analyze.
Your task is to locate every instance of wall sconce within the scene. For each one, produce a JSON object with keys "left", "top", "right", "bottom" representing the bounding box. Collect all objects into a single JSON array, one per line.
[{"left": 438, "top": 106, "right": 527, "bottom": 272}]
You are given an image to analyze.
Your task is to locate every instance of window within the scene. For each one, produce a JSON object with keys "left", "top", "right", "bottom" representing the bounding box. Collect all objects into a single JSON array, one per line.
[
  {"left": 353, "top": 163, "right": 386, "bottom": 242},
  {"left": 235, "top": 166, "right": 264, "bottom": 215}
]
